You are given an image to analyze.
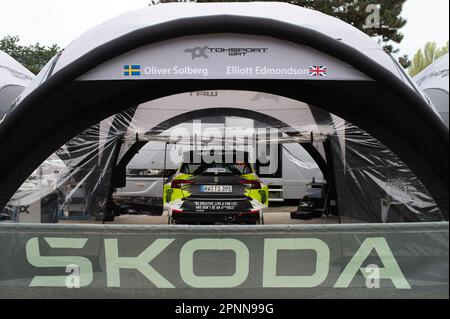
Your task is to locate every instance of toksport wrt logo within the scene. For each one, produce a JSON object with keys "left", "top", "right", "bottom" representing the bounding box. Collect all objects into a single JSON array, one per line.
[{"left": 184, "top": 46, "right": 268, "bottom": 59}]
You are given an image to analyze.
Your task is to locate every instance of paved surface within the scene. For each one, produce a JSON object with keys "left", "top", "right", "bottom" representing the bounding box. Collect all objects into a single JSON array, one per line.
[{"left": 61, "top": 206, "right": 340, "bottom": 224}]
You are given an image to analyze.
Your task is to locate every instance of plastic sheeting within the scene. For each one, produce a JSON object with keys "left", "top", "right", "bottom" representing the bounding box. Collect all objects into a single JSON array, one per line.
[
  {"left": 331, "top": 124, "right": 443, "bottom": 222},
  {"left": 0, "top": 91, "right": 444, "bottom": 223}
]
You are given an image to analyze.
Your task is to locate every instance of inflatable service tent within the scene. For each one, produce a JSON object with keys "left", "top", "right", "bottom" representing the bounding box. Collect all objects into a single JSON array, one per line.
[
  {"left": 0, "top": 2, "right": 448, "bottom": 299},
  {"left": 0, "top": 2, "right": 448, "bottom": 222},
  {"left": 0, "top": 50, "right": 34, "bottom": 118},
  {"left": 414, "top": 53, "right": 449, "bottom": 126}
]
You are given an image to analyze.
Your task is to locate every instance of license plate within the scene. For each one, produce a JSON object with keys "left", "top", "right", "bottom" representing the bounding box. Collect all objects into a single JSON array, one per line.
[{"left": 200, "top": 185, "right": 233, "bottom": 193}]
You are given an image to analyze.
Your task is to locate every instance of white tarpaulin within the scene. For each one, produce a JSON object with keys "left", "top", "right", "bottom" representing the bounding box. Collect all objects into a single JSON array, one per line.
[
  {"left": 415, "top": 53, "right": 449, "bottom": 126},
  {"left": 0, "top": 50, "right": 34, "bottom": 117}
]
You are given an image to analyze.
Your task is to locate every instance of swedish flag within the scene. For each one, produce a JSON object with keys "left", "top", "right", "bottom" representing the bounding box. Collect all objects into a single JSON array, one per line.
[{"left": 123, "top": 64, "right": 141, "bottom": 76}]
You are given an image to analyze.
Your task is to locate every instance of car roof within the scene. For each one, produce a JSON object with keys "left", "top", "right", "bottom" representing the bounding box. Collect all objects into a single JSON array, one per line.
[{"left": 182, "top": 150, "right": 251, "bottom": 163}]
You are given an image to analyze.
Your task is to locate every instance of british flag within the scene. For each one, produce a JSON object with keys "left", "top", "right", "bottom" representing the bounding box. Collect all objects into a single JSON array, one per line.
[{"left": 309, "top": 65, "right": 327, "bottom": 77}]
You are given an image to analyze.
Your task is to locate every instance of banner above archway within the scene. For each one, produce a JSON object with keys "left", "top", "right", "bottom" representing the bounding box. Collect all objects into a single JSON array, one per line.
[{"left": 79, "top": 34, "right": 371, "bottom": 81}]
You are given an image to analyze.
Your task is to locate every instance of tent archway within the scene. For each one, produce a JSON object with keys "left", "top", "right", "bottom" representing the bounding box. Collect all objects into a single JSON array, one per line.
[{"left": 0, "top": 3, "right": 447, "bottom": 215}]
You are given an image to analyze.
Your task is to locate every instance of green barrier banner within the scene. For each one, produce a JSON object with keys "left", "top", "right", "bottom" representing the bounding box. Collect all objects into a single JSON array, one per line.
[{"left": 0, "top": 223, "right": 448, "bottom": 298}]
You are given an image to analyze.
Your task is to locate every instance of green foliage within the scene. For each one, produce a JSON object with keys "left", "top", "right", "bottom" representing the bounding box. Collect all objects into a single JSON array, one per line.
[
  {"left": 398, "top": 54, "right": 411, "bottom": 69},
  {"left": 0, "top": 35, "right": 60, "bottom": 74},
  {"left": 409, "top": 41, "right": 449, "bottom": 77}
]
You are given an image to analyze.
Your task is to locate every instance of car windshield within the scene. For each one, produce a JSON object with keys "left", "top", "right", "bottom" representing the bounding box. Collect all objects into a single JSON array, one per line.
[{"left": 180, "top": 162, "right": 252, "bottom": 175}]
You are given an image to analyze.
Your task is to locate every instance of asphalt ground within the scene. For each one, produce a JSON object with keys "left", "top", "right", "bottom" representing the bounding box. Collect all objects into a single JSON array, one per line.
[{"left": 60, "top": 206, "right": 340, "bottom": 225}]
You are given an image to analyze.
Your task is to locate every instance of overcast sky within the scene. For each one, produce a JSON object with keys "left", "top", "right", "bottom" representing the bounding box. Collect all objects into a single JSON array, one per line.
[{"left": 0, "top": 0, "right": 448, "bottom": 59}]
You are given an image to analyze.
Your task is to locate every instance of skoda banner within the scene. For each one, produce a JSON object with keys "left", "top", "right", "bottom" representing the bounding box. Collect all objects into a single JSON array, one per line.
[{"left": 0, "top": 222, "right": 448, "bottom": 299}]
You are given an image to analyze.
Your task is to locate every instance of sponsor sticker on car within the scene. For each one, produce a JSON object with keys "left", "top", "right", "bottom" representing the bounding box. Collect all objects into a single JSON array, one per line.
[
  {"left": 194, "top": 201, "right": 238, "bottom": 211},
  {"left": 200, "top": 185, "right": 233, "bottom": 192}
]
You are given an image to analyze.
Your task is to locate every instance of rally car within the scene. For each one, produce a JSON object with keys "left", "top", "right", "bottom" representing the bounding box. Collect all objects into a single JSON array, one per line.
[{"left": 164, "top": 151, "right": 268, "bottom": 224}]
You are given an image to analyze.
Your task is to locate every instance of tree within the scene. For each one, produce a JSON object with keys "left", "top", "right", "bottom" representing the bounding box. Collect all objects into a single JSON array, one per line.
[
  {"left": 0, "top": 35, "right": 60, "bottom": 74},
  {"left": 151, "top": 0, "right": 409, "bottom": 67},
  {"left": 409, "top": 41, "right": 449, "bottom": 77}
]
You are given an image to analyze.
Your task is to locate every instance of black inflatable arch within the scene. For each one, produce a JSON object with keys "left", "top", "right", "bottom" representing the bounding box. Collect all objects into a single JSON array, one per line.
[{"left": 0, "top": 15, "right": 448, "bottom": 215}]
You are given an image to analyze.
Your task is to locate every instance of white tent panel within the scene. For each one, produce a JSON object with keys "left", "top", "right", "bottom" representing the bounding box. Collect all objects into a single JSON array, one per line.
[
  {"left": 0, "top": 51, "right": 34, "bottom": 88},
  {"left": 415, "top": 54, "right": 449, "bottom": 125},
  {"left": 106, "top": 90, "right": 326, "bottom": 163},
  {"left": 54, "top": 2, "right": 387, "bottom": 71},
  {"left": 18, "top": 2, "right": 417, "bottom": 100},
  {"left": 415, "top": 54, "right": 449, "bottom": 93},
  {"left": 0, "top": 50, "right": 34, "bottom": 117}
]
